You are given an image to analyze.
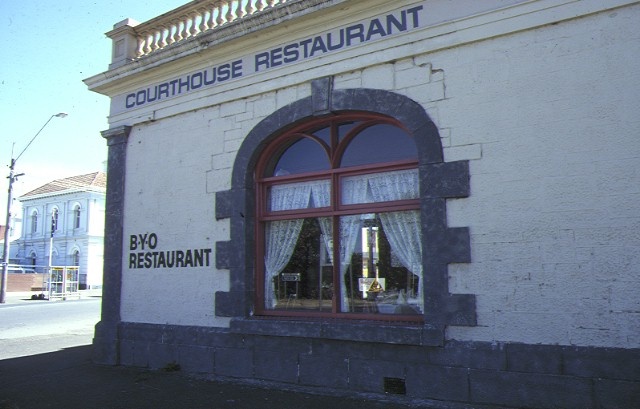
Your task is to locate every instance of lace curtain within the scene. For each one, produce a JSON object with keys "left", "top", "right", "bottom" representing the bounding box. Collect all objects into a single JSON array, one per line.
[
  {"left": 264, "top": 169, "right": 422, "bottom": 312},
  {"left": 368, "top": 170, "right": 423, "bottom": 311},
  {"left": 342, "top": 169, "right": 422, "bottom": 312},
  {"left": 310, "top": 182, "right": 333, "bottom": 265},
  {"left": 338, "top": 176, "right": 370, "bottom": 311},
  {"left": 264, "top": 180, "right": 329, "bottom": 308}
]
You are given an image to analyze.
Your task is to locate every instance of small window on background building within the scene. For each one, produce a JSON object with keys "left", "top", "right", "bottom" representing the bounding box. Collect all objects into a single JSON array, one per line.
[
  {"left": 31, "top": 211, "right": 38, "bottom": 234},
  {"left": 74, "top": 205, "right": 81, "bottom": 229},
  {"left": 255, "top": 113, "right": 423, "bottom": 322},
  {"left": 51, "top": 208, "right": 59, "bottom": 236}
]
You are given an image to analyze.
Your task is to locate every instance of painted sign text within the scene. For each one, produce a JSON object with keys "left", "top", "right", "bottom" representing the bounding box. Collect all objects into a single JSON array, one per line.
[
  {"left": 128, "top": 233, "right": 212, "bottom": 269},
  {"left": 119, "top": 4, "right": 425, "bottom": 111}
]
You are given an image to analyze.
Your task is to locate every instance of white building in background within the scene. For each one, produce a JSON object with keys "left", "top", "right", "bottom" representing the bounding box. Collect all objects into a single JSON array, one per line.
[{"left": 11, "top": 172, "right": 106, "bottom": 289}]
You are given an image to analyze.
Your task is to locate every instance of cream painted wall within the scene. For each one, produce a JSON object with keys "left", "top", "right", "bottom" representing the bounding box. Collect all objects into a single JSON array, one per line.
[
  {"left": 439, "top": 5, "right": 640, "bottom": 348},
  {"left": 116, "top": 1, "right": 639, "bottom": 347}
]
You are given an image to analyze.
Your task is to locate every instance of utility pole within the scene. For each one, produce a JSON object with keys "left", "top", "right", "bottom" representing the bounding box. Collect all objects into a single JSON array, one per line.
[{"left": 1, "top": 113, "right": 67, "bottom": 303}]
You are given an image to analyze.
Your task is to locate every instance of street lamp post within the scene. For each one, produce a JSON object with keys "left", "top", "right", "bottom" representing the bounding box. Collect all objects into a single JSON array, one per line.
[{"left": 0, "top": 112, "right": 67, "bottom": 304}]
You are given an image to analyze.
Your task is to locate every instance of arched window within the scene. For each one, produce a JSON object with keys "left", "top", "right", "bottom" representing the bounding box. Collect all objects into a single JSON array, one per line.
[
  {"left": 255, "top": 113, "right": 423, "bottom": 321},
  {"left": 51, "top": 208, "right": 59, "bottom": 236},
  {"left": 73, "top": 250, "right": 80, "bottom": 266},
  {"left": 31, "top": 211, "right": 38, "bottom": 234},
  {"left": 215, "top": 84, "right": 475, "bottom": 343},
  {"left": 74, "top": 205, "right": 81, "bottom": 229}
]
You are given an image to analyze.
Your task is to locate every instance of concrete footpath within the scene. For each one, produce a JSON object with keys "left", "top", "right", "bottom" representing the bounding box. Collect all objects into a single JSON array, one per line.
[
  {"left": 0, "top": 344, "right": 447, "bottom": 409},
  {"left": 0, "top": 292, "right": 473, "bottom": 409}
]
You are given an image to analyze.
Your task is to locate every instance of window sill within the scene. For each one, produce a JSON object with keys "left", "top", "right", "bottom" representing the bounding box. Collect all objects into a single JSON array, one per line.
[{"left": 229, "top": 317, "right": 444, "bottom": 346}]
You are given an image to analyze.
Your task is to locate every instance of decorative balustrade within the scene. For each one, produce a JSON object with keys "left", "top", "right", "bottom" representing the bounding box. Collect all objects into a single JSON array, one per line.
[
  {"left": 135, "top": 0, "right": 287, "bottom": 58},
  {"left": 107, "top": 0, "right": 288, "bottom": 68}
]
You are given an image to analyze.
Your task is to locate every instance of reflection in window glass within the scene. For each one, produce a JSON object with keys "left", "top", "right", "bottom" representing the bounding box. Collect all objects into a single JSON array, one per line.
[
  {"left": 339, "top": 212, "right": 423, "bottom": 315},
  {"left": 265, "top": 218, "right": 334, "bottom": 312},
  {"left": 341, "top": 124, "right": 416, "bottom": 167},
  {"left": 263, "top": 211, "right": 423, "bottom": 315},
  {"left": 273, "top": 137, "right": 329, "bottom": 176}
]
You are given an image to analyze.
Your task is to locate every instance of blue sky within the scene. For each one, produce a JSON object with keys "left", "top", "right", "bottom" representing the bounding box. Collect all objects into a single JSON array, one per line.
[{"left": 0, "top": 1, "right": 186, "bottom": 221}]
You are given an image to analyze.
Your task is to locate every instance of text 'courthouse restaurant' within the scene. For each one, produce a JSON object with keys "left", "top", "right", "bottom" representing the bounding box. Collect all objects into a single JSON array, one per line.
[{"left": 85, "top": 1, "right": 640, "bottom": 407}]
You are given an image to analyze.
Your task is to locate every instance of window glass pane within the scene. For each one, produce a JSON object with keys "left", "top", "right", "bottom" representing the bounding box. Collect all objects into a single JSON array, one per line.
[
  {"left": 273, "top": 137, "right": 329, "bottom": 176},
  {"left": 341, "top": 168, "right": 419, "bottom": 205},
  {"left": 51, "top": 209, "right": 59, "bottom": 233},
  {"left": 265, "top": 218, "right": 334, "bottom": 312},
  {"left": 341, "top": 124, "right": 416, "bottom": 167},
  {"left": 337, "top": 121, "right": 361, "bottom": 142},
  {"left": 311, "top": 126, "right": 331, "bottom": 145},
  {"left": 267, "top": 179, "right": 330, "bottom": 211},
  {"left": 74, "top": 207, "right": 81, "bottom": 228},
  {"left": 339, "top": 212, "right": 423, "bottom": 315}
]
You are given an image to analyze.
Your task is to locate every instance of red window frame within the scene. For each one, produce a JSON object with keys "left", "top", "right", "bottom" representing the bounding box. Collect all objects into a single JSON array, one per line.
[{"left": 254, "top": 113, "right": 423, "bottom": 322}]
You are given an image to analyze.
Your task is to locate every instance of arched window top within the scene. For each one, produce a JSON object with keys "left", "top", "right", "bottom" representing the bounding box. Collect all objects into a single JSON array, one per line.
[
  {"left": 272, "top": 136, "right": 330, "bottom": 176},
  {"left": 28, "top": 251, "right": 37, "bottom": 267},
  {"left": 262, "top": 114, "right": 417, "bottom": 178},
  {"left": 341, "top": 123, "right": 416, "bottom": 167}
]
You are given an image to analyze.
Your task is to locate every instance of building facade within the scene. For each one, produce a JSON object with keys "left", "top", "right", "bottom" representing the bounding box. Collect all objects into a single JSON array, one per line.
[
  {"left": 85, "top": 1, "right": 640, "bottom": 407},
  {"left": 12, "top": 172, "right": 106, "bottom": 289}
]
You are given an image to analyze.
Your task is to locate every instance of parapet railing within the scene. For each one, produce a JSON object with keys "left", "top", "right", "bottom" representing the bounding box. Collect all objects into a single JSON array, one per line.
[{"left": 108, "top": 0, "right": 288, "bottom": 67}]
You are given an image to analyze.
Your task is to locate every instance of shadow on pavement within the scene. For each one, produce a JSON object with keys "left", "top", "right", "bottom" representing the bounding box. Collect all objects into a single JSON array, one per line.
[{"left": 0, "top": 346, "right": 433, "bottom": 409}]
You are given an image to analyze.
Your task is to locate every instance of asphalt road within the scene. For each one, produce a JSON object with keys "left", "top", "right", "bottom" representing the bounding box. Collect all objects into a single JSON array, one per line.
[{"left": 0, "top": 295, "right": 101, "bottom": 360}]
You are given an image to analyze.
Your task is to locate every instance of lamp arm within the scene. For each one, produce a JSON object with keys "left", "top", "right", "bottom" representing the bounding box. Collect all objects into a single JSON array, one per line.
[{"left": 13, "top": 115, "right": 54, "bottom": 165}]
